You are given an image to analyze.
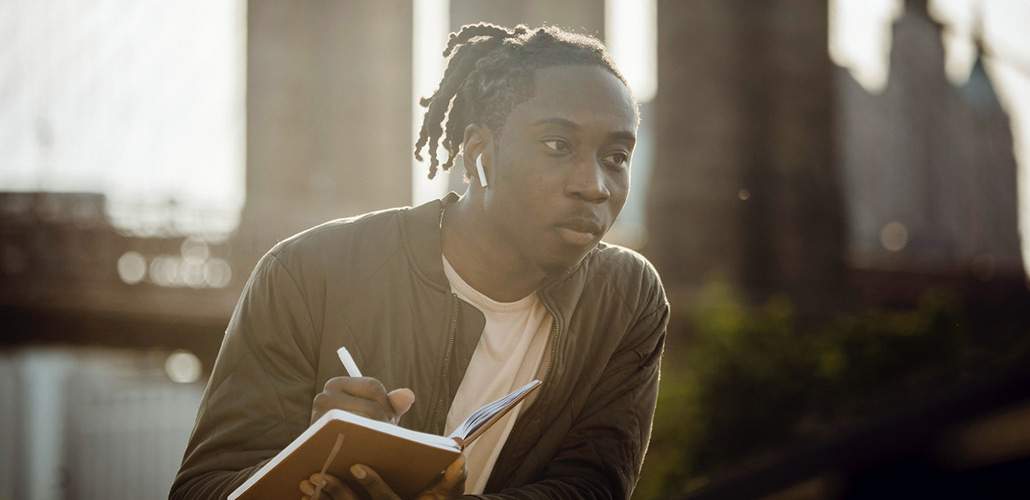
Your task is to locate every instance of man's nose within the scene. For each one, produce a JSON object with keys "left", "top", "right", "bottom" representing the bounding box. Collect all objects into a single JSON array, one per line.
[{"left": 565, "top": 159, "right": 610, "bottom": 203}]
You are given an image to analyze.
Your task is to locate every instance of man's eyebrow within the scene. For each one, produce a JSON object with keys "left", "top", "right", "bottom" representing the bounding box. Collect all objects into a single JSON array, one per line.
[
  {"left": 531, "top": 117, "right": 580, "bottom": 129},
  {"left": 608, "top": 130, "right": 637, "bottom": 144},
  {"left": 531, "top": 117, "right": 637, "bottom": 144}
]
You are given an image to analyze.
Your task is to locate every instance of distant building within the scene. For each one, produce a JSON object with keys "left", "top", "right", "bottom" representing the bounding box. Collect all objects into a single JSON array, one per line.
[{"left": 838, "top": 0, "right": 1023, "bottom": 279}]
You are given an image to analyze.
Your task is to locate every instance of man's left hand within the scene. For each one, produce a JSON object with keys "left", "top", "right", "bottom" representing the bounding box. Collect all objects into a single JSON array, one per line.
[{"left": 299, "top": 455, "right": 467, "bottom": 500}]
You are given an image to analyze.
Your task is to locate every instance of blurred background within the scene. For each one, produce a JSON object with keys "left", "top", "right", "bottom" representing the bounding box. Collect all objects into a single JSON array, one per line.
[{"left": 1, "top": 0, "right": 1029, "bottom": 498}]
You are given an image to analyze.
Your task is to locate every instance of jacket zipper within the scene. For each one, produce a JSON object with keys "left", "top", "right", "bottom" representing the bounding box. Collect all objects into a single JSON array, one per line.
[
  {"left": 520, "top": 293, "right": 563, "bottom": 425},
  {"left": 537, "top": 308, "right": 562, "bottom": 384},
  {"left": 431, "top": 293, "right": 460, "bottom": 432},
  {"left": 486, "top": 294, "right": 562, "bottom": 489}
]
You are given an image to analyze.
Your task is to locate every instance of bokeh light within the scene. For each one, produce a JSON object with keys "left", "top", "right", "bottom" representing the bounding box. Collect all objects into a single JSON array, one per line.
[
  {"left": 164, "top": 350, "right": 202, "bottom": 384},
  {"left": 880, "top": 221, "right": 910, "bottom": 252},
  {"left": 116, "top": 251, "right": 147, "bottom": 285}
]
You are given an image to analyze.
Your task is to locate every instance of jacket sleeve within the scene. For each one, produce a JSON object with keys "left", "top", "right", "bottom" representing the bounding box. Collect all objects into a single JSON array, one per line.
[
  {"left": 474, "top": 295, "right": 670, "bottom": 500},
  {"left": 170, "top": 251, "right": 320, "bottom": 500}
]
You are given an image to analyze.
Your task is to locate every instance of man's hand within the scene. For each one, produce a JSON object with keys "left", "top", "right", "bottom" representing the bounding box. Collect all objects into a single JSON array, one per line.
[
  {"left": 299, "top": 455, "right": 467, "bottom": 500},
  {"left": 311, "top": 376, "right": 415, "bottom": 424}
]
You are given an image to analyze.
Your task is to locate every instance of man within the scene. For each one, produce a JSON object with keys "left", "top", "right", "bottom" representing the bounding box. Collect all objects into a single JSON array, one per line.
[{"left": 172, "top": 23, "right": 668, "bottom": 500}]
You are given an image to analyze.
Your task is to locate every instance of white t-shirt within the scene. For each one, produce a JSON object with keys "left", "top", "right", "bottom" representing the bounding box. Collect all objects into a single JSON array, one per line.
[{"left": 442, "top": 255, "right": 552, "bottom": 495}]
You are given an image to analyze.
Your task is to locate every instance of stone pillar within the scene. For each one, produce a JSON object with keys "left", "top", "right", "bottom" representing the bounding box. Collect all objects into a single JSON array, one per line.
[
  {"left": 240, "top": 0, "right": 413, "bottom": 259},
  {"left": 450, "top": 0, "right": 604, "bottom": 37},
  {"left": 649, "top": 0, "right": 845, "bottom": 305}
]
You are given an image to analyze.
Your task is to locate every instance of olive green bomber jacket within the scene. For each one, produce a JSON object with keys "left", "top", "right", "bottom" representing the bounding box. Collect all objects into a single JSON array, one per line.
[{"left": 171, "top": 194, "right": 669, "bottom": 499}]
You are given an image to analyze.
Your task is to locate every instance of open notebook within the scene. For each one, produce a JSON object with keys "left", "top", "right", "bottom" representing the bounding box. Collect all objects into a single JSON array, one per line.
[{"left": 228, "top": 379, "right": 542, "bottom": 499}]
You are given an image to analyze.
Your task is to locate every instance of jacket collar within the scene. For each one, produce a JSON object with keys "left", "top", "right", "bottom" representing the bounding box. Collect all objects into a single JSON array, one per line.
[
  {"left": 400, "top": 191, "right": 592, "bottom": 320},
  {"left": 399, "top": 192, "right": 459, "bottom": 294}
]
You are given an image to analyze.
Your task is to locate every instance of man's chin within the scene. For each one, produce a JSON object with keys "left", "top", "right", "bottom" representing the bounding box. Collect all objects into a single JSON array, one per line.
[{"left": 537, "top": 244, "right": 594, "bottom": 277}]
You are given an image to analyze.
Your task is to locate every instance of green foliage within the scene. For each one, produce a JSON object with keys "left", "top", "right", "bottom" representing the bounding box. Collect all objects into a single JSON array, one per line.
[{"left": 635, "top": 281, "right": 990, "bottom": 499}]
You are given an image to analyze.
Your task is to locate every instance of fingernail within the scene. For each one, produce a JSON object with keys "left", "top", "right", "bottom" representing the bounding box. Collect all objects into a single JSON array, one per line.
[{"left": 351, "top": 464, "right": 366, "bottom": 479}]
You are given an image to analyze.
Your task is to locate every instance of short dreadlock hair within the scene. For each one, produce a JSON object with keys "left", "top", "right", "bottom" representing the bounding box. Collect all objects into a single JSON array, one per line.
[{"left": 413, "top": 23, "right": 630, "bottom": 180}]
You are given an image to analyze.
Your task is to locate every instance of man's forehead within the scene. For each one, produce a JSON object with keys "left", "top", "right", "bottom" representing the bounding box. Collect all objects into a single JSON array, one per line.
[{"left": 511, "top": 65, "right": 638, "bottom": 133}]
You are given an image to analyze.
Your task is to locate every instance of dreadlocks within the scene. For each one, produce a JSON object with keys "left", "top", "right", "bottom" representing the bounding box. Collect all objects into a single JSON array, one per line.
[{"left": 413, "top": 23, "right": 629, "bottom": 180}]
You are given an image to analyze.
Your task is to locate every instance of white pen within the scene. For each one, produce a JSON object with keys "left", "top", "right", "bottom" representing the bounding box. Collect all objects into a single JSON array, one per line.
[{"left": 336, "top": 346, "right": 363, "bottom": 378}]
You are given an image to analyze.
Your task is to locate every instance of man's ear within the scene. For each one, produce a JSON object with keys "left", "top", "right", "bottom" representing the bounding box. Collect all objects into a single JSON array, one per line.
[{"left": 462, "top": 124, "right": 494, "bottom": 185}]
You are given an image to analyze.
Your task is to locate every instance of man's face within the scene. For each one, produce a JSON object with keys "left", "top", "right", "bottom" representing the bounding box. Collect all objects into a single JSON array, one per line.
[{"left": 483, "top": 64, "right": 638, "bottom": 273}]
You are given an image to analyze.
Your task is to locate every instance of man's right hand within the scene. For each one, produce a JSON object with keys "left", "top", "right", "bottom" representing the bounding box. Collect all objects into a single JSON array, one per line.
[{"left": 311, "top": 377, "right": 415, "bottom": 424}]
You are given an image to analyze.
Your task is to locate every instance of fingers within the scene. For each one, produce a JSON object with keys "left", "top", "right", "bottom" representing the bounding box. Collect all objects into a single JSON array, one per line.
[
  {"left": 415, "top": 454, "right": 467, "bottom": 498},
  {"left": 443, "top": 454, "right": 467, "bottom": 485},
  {"left": 312, "top": 391, "right": 395, "bottom": 422},
  {"left": 299, "top": 473, "right": 356, "bottom": 500},
  {"left": 433, "top": 455, "right": 467, "bottom": 496},
  {"left": 324, "top": 377, "right": 392, "bottom": 410},
  {"left": 300, "top": 479, "right": 334, "bottom": 500},
  {"left": 387, "top": 388, "right": 415, "bottom": 416},
  {"left": 300, "top": 478, "right": 315, "bottom": 496},
  {"left": 314, "top": 377, "right": 415, "bottom": 424},
  {"left": 350, "top": 464, "right": 401, "bottom": 500}
]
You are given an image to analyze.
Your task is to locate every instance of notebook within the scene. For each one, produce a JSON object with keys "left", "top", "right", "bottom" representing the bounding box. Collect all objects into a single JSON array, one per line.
[{"left": 228, "top": 379, "right": 542, "bottom": 499}]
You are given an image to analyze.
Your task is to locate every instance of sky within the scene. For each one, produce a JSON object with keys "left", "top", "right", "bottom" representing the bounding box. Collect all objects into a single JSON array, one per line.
[{"left": 0, "top": 0, "right": 247, "bottom": 237}]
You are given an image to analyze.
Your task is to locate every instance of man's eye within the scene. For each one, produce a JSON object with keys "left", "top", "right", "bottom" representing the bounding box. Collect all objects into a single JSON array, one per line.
[
  {"left": 605, "top": 152, "right": 630, "bottom": 168},
  {"left": 542, "top": 139, "right": 570, "bottom": 153}
]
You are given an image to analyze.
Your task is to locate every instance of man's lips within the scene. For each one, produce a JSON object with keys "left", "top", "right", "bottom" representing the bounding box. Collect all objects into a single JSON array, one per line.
[
  {"left": 555, "top": 218, "right": 604, "bottom": 246},
  {"left": 556, "top": 218, "right": 603, "bottom": 234}
]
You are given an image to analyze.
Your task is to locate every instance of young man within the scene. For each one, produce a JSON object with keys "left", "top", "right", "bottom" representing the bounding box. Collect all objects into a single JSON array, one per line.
[{"left": 172, "top": 24, "right": 668, "bottom": 500}]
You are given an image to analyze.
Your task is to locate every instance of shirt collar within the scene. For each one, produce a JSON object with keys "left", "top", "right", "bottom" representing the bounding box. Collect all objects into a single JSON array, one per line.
[{"left": 399, "top": 191, "right": 592, "bottom": 320}]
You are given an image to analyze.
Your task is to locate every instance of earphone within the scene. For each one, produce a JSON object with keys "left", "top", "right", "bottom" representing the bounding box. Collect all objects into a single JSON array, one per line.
[{"left": 475, "top": 155, "right": 489, "bottom": 188}]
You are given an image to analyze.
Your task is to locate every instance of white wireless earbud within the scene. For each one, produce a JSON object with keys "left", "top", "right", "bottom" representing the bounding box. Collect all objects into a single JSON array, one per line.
[{"left": 475, "top": 155, "right": 489, "bottom": 188}]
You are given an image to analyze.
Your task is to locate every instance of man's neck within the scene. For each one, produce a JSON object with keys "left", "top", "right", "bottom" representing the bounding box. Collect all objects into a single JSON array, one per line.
[{"left": 441, "top": 196, "right": 548, "bottom": 303}]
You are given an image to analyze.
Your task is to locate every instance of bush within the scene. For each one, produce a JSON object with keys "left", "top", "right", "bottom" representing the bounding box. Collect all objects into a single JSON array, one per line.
[{"left": 635, "top": 281, "right": 994, "bottom": 498}]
